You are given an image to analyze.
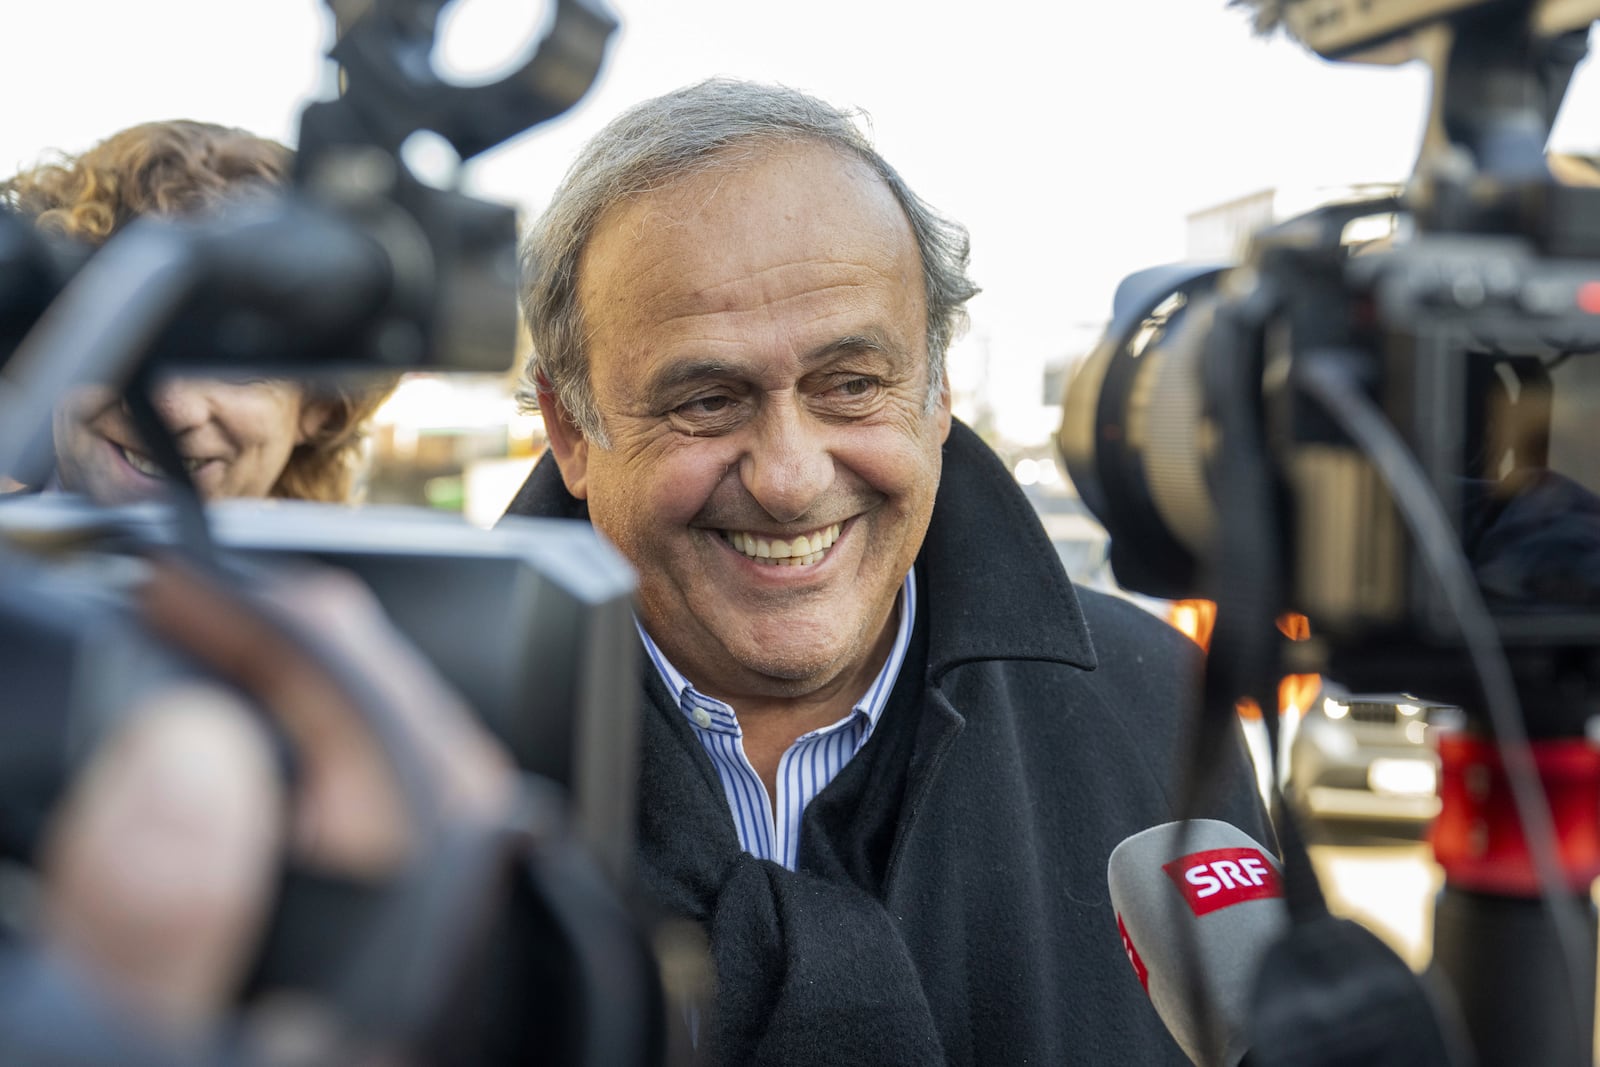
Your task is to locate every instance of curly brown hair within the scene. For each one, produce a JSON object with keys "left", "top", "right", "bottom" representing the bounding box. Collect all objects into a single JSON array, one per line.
[{"left": 2, "top": 120, "right": 394, "bottom": 503}]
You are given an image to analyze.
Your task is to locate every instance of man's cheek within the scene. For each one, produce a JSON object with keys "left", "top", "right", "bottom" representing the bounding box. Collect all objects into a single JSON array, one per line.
[{"left": 651, "top": 460, "right": 729, "bottom": 524}]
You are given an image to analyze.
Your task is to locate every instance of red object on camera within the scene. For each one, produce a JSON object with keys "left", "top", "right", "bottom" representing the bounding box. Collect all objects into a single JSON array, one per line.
[{"left": 1430, "top": 733, "right": 1600, "bottom": 895}]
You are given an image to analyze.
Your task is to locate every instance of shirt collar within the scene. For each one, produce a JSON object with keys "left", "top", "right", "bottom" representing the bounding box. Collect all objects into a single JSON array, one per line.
[{"left": 637, "top": 566, "right": 918, "bottom": 736}]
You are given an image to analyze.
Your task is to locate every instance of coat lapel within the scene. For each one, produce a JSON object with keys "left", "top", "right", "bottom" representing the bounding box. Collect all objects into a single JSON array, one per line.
[{"left": 920, "top": 421, "right": 1097, "bottom": 680}]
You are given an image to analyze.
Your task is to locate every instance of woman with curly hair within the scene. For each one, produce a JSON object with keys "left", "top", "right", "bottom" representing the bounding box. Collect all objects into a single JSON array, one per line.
[{"left": 2, "top": 119, "right": 394, "bottom": 504}]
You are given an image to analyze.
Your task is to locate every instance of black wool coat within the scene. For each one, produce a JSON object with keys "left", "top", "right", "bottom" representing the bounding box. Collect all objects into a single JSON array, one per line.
[{"left": 503, "top": 419, "right": 1273, "bottom": 1066}]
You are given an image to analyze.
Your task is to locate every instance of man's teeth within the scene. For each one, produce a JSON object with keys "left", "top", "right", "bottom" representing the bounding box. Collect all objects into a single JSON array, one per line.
[
  {"left": 726, "top": 523, "right": 842, "bottom": 566},
  {"left": 122, "top": 447, "right": 205, "bottom": 477}
]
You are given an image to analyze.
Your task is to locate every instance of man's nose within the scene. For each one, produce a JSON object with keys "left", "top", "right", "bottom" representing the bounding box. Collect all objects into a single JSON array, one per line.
[
  {"left": 740, "top": 399, "right": 834, "bottom": 524},
  {"left": 148, "top": 378, "right": 211, "bottom": 434}
]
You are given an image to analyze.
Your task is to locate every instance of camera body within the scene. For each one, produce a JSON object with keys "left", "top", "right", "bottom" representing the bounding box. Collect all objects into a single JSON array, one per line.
[
  {"left": 0, "top": 498, "right": 641, "bottom": 881},
  {"left": 1062, "top": 0, "right": 1600, "bottom": 709},
  {"left": 1288, "top": 215, "right": 1600, "bottom": 641}
]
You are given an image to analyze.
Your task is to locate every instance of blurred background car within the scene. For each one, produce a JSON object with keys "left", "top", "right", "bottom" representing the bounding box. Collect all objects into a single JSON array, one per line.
[{"left": 1287, "top": 685, "right": 1448, "bottom": 832}]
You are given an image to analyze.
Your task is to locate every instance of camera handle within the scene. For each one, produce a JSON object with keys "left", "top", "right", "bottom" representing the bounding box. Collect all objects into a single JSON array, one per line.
[{"left": 1412, "top": 1, "right": 1592, "bottom": 235}]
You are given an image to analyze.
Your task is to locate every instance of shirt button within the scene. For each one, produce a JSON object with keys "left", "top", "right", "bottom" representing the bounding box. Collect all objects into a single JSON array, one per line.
[{"left": 692, "top": 707, "right": 713, "bottom": 728}]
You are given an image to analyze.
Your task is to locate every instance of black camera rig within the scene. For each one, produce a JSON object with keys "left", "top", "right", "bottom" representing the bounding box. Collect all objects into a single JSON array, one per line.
[{"left": 1062, "top": 2, "right": 1600, "bottom": 1064}]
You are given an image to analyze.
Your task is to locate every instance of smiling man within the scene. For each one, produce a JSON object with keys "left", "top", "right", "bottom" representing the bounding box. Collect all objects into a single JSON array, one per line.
[
  {"left": 505, "top": 79, "right": 1272, "bottom": 1065},
  {"left": 553, "top": 136, "right": 946, "bottom": 802}
]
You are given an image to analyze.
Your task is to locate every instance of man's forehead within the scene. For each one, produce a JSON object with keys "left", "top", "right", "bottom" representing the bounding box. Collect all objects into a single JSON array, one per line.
[
  {"left": 573, "top": 141, "right": 922, "bottom": 349},
  {"left": 581, "top": 142, "right": 910, "bottom": 273}
]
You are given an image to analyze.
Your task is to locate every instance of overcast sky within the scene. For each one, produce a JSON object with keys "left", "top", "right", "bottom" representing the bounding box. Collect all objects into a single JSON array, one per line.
[{"left": 6, "top": 1, "right": 1599, "bottom": 422}]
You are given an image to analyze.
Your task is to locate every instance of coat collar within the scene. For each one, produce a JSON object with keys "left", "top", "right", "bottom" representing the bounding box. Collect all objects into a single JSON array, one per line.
[
  {"left": 500, "top": 417, "right": 1097, "bottom": 678},
  {"left": 920, "top": 419, "right": 1096, "bottom": 677},
  {"left": 503, "top": 450, "right": 588, "bottom": 522}
]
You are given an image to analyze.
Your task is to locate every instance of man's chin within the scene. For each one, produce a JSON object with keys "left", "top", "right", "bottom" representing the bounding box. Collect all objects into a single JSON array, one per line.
[{"left": 723, "top": 642, "right": 860, "bottom": 697}]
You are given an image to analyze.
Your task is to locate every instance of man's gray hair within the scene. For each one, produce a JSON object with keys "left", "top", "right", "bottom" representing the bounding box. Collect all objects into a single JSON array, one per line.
[{"left": 516, "top": 77, "right": 980, "bottom": 446}]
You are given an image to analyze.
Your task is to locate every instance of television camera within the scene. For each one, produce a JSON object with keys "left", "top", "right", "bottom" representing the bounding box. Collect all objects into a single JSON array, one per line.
[
  {"left": 1061, "top": 1, "right": 1600, "bottom": 1063},
  {"left": 0, "top": 2, "right": 680, "bottom": 1064}
]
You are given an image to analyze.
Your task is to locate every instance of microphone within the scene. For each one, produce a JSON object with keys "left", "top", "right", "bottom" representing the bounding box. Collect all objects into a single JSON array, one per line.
[{"left": 1108, "top": 819, "right": 1286, "bottom": 1067}]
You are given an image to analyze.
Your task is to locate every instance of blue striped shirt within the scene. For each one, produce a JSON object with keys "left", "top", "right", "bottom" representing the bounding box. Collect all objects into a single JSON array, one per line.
[{"left": 637, "top": 568, "right": 917, "bottom": 870}]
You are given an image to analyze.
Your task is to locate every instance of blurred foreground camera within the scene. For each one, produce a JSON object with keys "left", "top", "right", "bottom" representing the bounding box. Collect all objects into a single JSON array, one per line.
[
  {"left": 1062, "top": 3, "right": 1600, "bottom": 1065},
  {"left": 0, "top": 2, "right": 686, "bottom": 1065}
]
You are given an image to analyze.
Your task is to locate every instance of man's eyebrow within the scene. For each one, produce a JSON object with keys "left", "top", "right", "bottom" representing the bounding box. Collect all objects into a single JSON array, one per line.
[
  {"left": 814, "top": 334, "right": 895, "bottom": 363},
  {"left": 641, "top": 335, "right": 901, "bottom": 399},
  {"left": 641, "top": 359, "right": 746, "bottom": 400}
]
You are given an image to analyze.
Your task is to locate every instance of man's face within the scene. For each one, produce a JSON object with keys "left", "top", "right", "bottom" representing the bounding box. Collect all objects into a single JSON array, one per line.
[
  {"left": 52, "top": 376, "right": 325, "bottom": 504},
  {"left": 548, "top": 142, "right": 951, "bottom": 704}
]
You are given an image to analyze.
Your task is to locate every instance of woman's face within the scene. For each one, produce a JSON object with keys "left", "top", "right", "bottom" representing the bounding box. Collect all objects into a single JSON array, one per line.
[{"left": 52, "top": 376, "right": 330, "bottom": 504}]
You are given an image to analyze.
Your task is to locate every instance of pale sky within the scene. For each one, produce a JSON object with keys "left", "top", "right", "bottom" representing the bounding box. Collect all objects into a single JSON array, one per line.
[{"left": 5, "top": 1, "right": 1599, "bottom": 436}]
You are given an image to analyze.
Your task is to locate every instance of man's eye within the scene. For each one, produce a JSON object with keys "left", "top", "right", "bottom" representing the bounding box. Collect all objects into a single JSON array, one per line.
[
  {"left": 824, "top": 377, "right": 878, "bottom": 401},
  {"left": 679, "top": 395, "right": 732, "bottom": 415},
  {"left": 667, "top": 394, "right": 746, "bottom": 433}
]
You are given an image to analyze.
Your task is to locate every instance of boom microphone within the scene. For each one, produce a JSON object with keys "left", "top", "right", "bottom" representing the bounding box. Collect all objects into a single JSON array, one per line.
[{"left": 1108, "top": 820, "right": 1286, "bottom": 1067}]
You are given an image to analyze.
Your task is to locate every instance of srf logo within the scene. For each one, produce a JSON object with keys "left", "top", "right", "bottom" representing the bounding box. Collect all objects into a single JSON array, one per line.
[{"left": 1161, "top": 847, "right": 1282, "bottom": 917}]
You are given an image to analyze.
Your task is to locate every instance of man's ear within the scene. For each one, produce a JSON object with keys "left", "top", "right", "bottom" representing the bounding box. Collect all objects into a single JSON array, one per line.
[{"left": 538, "top": 384, "right": 591, "bottom": 500}]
